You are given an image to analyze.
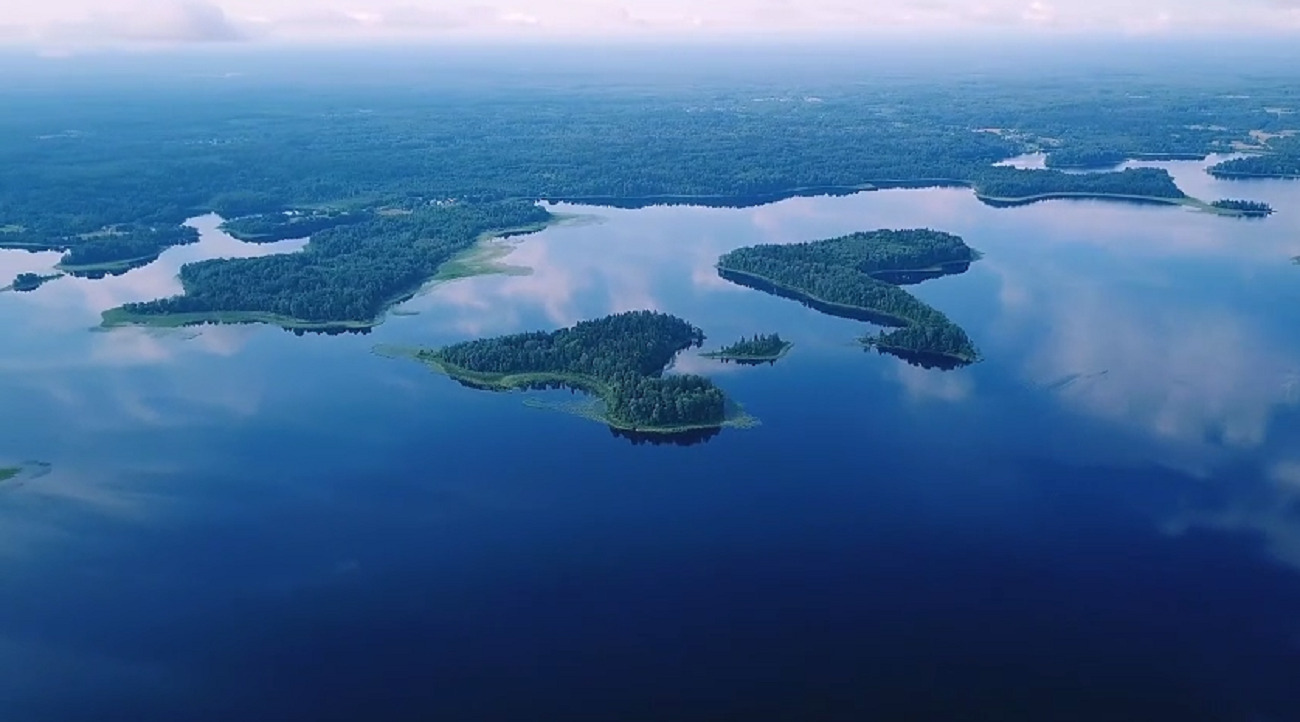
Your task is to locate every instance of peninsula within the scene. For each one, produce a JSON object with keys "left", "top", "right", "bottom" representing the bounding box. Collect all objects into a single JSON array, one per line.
[
  {"left": 717, "top": 229, "right": 979, "bottom": 367},
  {"left": 392, "top": 311, "right": 737, "bottom": 433},
  {"left": 102, "top": 202, "right": 555, "bottom": 331},
  {"left": 702, "top": 334, "right": 793, "bottom": 364}
]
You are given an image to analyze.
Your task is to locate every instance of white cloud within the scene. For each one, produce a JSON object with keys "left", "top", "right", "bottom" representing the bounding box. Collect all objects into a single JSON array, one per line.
[{"left": 4, "top": 0, "right": 1300, "bottom": 48}]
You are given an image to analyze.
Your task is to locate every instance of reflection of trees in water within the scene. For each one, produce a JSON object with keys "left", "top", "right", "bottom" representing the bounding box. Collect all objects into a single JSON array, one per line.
[
  {"left": 868, "top": 346, "right": 967, "bottom": 371},
  {"left": 609, "top": 426, "right": 721, "bottom": 447},
  {"left": 291, "top": 326, "right": 372, "bottom": 337}
]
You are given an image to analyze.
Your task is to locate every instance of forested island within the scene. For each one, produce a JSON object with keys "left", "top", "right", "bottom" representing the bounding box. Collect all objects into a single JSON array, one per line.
[
  {"left": 221, "top": 210, "right": 367, "bottom": 242},
  {"left": 8, "top": 272, "right": 61, "bottom": 292},
  {"left": 56, "top": 225, "right": 200, "bottom": 272},
  {"left": 396, "top": 311, "right": 736, "bottom": 433},
  {"left": 717, "top": 230, "right": 979, "bottom": 367},
  {"left": 0, "top": 467, "right": 19, "bottom": 482},
  {"left": 1211, "top": 199, "right": 1275, "bottom": 216},
  {"left": 702, "top": 334, "right": 793, "bottom": 364},
  {"left": 103, "top": 202, "right": 554, "bottom": 330}
]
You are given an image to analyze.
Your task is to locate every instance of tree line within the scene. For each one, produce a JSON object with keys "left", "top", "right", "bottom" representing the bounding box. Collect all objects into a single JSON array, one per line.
[{"left": 427, "top": 311, "right": 727, "bottom": 429}]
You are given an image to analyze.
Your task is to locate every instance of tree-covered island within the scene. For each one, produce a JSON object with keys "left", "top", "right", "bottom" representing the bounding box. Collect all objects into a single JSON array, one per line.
[
  {"left": 8, "top": 272, "right": 61, "bottom": 292},
  {"left": 0, "top": 467, "right": 20, "bottom": 482},
  {"left": 392, "top": 311, "right": 741, "bottom": 433},
  {"left": 1210, "top": 199, "right": 1275, "bottom": 216},
  {"left": 717, "top": 230, "right": 979, "bottom": 367},
  {"left": 102, "top": 202, "right": 555, "bottom": 331},
  {"left": 701, "top": 334, "right": 793, "bottom": 364}
]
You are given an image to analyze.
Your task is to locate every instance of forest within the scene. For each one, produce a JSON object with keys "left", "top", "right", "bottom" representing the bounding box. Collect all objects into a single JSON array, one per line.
[
  {"left": 110, "top": 202, "right": 552, "bottom": 328},
  {"left": 57, "top": 225, "right": 200, "bottom": 269},
  {"left": 3, "top": 71, "right": 1295, "bottom": 257},
  {"left": 1211, "top": 199, "right": 1274, "bottom": 215},
  {"left": 420, "top": 311, "right": 728, "bottom": 431},
  {"left": 10, "top": 273, "right": 59, "bottom": 292},
  {"left": 1210, "top": 134, "right": 1300, "bottom": 179},
  {"left": 703, "top": 334, "right": 792, "bottom": 363},
  {"left": 221, "top": 210, "right": 369, "bottom": 243},
  {"left": 717, "top": 230, "right": 979, "bottom": 365}
]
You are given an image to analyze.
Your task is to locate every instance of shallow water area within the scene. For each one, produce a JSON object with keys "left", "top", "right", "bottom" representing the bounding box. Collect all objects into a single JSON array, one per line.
[{"left": 2, "top": 158, "right": 1299, "bottom": 721}]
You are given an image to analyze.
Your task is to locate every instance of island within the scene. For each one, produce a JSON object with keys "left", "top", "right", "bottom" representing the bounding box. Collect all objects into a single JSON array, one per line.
[
  {"left": 702, "top": 334, "right": 793, "bottom": 364},
  {"left": 56, "top": 225, "right": 200, "bottom": 274},
  {"left": 7, "top": 272, "right": 61, "bottom": 292},
  {"left": 0, "top": 467, "right": 19, "bottom": 482},
  {"left": 972, "top": 167, "right": 1188, "bottom": 207},
  {"left": 388, "top": 310, "right": 741, "bottom": 434},
  {"left": 716, "top": 229, "right": 979, "bottom": 368},
  {"left": 1210, "top": 199, "right": 1274, "bottom": 217},
  {"left": 221, "top": 210, "right": 367, "bottom": 242},
  {"left": 102, "top": 202, "right": 555, "bottom": 331}
]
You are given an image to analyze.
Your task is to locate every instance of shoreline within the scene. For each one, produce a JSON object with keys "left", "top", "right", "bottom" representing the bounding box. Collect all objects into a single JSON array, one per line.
[
  {"left": 380, "top": 347, "right": 740, "bottom": 435},
  {"left": 701, "top": 341, "right": 794, "bottom": 364},
  {"left": 100, "top": 216, "right": 574, "bottom": 332}
]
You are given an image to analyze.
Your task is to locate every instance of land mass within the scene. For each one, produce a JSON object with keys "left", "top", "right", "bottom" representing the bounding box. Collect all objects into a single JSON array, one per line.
[
  {"left": 0, "top": 467, "right": 19, "bottom": 482},
  {"left": 1210, "top": 199, "right": 1274, "bottom": 217},
  {"left": 102, "top": 202, "right": 556, "bottom": 331},
  {"left": 390, "top": 311, "right": 739, "bottom": 433},
  {"left": 702, "top": 334, "right": 793, "bottom": 364},
  {"left": 717, "top": 229, "right": 979, "bottom": 368},
  {"left": 5, "top": 272, "right": 62, "bottom": 292}
]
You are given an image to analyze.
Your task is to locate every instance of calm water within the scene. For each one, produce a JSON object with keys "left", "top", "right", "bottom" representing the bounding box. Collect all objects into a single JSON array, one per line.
[{"left": 2, "top": 157, "right": 1299, "bottom": 721}]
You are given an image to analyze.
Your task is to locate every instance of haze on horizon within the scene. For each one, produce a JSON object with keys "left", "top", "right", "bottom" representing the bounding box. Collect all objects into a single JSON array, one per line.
[{"left": 3, "top": 0, "right": 1300, "bottom": 53}]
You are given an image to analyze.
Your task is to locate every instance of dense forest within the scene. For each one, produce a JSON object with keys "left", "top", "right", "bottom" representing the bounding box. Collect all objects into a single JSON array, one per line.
[
  {"left": 1211, "top": 199, "right": 1275, "bottom": 215},
  {"left": 422, "top": 311, "right": 728, "bottom": 431},
  {"left": 58, "top": 225, "right": 200, "bottom": 269},
  {"left": 10, "top": 273, "right": 59, "bottom": 292},
  {"left": 717, "top": 230, "right": 979, "bottom": 365},
  {"left": 973, "top": 167, "right": 1185, "bottom": 201},
  {"left": 221, "top": 210, "right": 369, "bottom": 242},
  {"left": 3, "top": 71, "right": 1293, "bottom": 257},
  {"left": 1210, "top": 134, "right": 1300, "bottom": 179},
  {"left": 703, "top": 334, "right": 792, "bottom": 363},
  {"left": 111, "top": 202, "right": 552, "bottom": 327}
]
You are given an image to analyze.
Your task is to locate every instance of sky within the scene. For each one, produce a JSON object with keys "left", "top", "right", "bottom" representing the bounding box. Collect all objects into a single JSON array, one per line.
[{"left": 1, "top": 0, "right": 1299, "bottom": 51}]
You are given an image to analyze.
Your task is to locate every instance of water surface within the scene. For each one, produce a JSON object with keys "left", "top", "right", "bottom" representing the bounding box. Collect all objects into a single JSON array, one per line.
[{"left": 1, "top": 158, "right": 1299, "bottom": 721}]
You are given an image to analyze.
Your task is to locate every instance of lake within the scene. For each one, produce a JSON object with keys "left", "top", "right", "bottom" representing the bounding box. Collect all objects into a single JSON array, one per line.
[{"left": 2, "top": 156, "right": 1299, "bottom": 721}]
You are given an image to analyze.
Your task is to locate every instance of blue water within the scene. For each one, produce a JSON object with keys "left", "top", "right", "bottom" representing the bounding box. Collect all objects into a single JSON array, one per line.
[{"left": 2, "top": 157, "right": 1299, "bottom": 721}]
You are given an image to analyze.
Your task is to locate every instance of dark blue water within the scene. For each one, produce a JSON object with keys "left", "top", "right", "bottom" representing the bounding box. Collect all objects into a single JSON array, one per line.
[{"left": 2, "top": 157, "right": 1299, "bottom": 721}]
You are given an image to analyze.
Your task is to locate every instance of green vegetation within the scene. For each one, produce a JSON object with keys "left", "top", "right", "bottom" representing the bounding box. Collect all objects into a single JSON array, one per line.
[
  {"left": 1210, "top": 199, "right": 1275, "bottom": 216},
  {"left": 8, "top": 272, "right": 61, "bottom": 292},
  {"left": 56, "top": 225, "right": 199, "bottom": 271},
  {"left": 0, "top": 467, "right": 19, "bottom": 482},
  {"left": 717, "top": 230, "right": 979, "bottom": 367},
  {"left": 221, "top": 210, "right": 367, "bottom": 242},
  {"left": 974, "top": 167, "right": 1185, "bottom": 204},
  {"left": 1210, "top": 135, "right": 1300, "bottom": 179},
  {"left": 403, "top": 311, "right": 732, "bottom": 432},
  {"left": 105, "top": 202, "right": 554, "bottom": 331},
  {"left": 702, "top": 334, "right": 794, "bottom": 364}
]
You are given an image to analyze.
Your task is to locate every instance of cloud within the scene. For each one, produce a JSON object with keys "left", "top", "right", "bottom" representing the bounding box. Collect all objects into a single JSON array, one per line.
[
  {"left": 6, "top": 0, "right": 1300, "bottom": 48},
  {"left": 42, "top": 1, "right": 245, "bottom": 46}
]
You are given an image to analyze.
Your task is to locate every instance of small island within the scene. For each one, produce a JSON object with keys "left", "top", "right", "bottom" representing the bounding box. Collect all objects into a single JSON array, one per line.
[
  {"left": 717, "top": 229, "right": 979, "bottom": 367},
  {"left": 7, "top": 272, "right": 62, "bottom": 292},
  {"left": 1210, "top": 199, "right": 1275, "bottom": 217},
  {"left": 0, "top": 467, "right": 20, "bottom": 482},
  {"left": 389, "top": 310, "right": 745, "bottom": 433},
  {"left": 702, "top": 333, "right": 793, "bottom": 365}
]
